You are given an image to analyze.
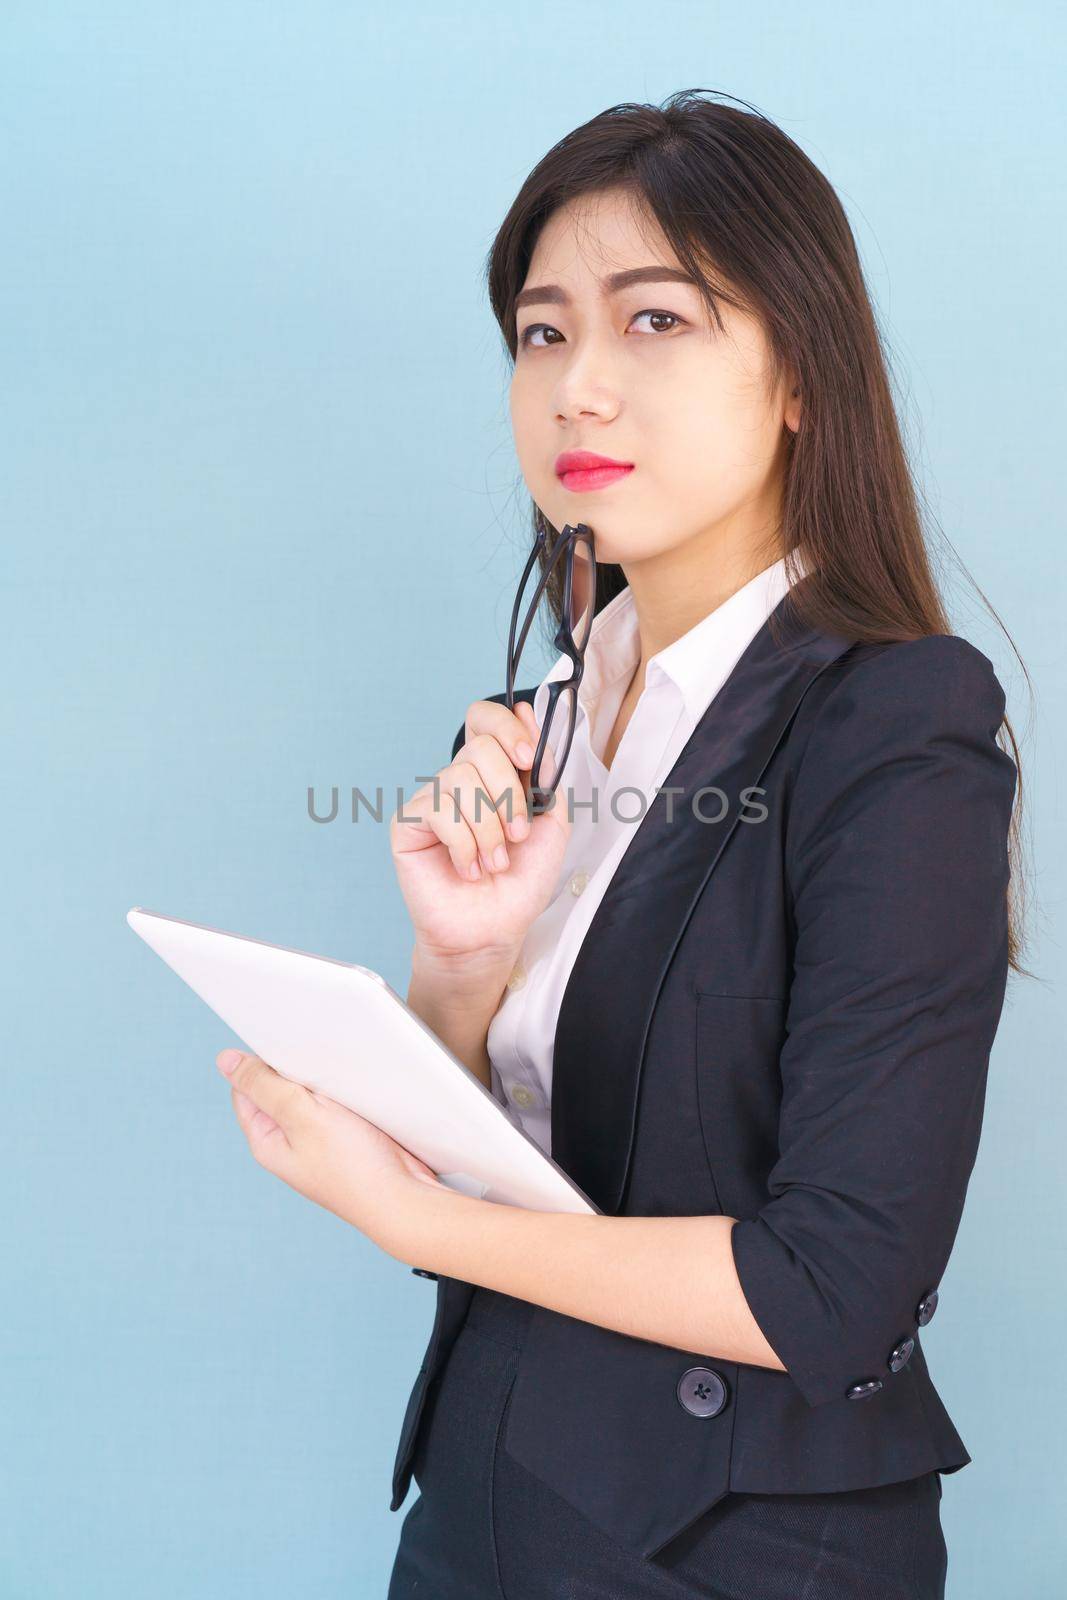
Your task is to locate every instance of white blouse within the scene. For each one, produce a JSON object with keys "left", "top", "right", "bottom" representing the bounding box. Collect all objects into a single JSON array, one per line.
[{"left": 486, "top": 550, "right": 809, "bottom": 1158}]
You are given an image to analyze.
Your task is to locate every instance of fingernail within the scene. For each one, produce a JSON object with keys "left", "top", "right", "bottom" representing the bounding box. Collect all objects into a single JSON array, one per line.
[
  {"left": 217, "top": 1048, "right": 243, "bottom": 1075},
  {"left": 516, "top": 741, "right": 534, "bottom": 765}
]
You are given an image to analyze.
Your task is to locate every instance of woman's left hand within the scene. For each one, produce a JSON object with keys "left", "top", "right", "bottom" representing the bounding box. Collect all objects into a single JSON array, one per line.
[{"left": 215, "top": 1047, "right": 450, "bottom": 1261}]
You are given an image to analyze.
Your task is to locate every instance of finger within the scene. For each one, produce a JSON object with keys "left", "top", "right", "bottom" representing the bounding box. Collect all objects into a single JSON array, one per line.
[
  {"left": 507, "top": 701, "right": 557, "bottom": 792},
  {"left": 455, "top": 734, "right": 532, "bottom": 853},
  {"left": 393, "top": 752, "right": 525, "bottom": 881},
  {"left": 448, "top": 701, "right": 544, "bottom": 850},
  {"left": 537, "top": 729, "right": 559, "bottom": 788},
  {"left": 507, "top": 699, "right": 551, "bottom": 767},
  {"left": 438, "top": 757, "right": 512, "bottom": 873},
  {"left": 514, "top": 698, "right": 542, "bottom": 752},
  {"left": 217, "top": 1050, "right": 312, "bottom": 1137},
  {"left": 231, "top": 1085, "right": 283, "bottom": 1141},
  {"left": 230, "top": 1084, "right": 299, "bottom": 1180},
  {"left": 459, "top": 698, "right": 539, "bottom": 774},
  {"left": 392, "top": 774, "right": 486, "bottom": 880},
  {"left": 435, "top": 751, "right": 529, "bottom": 868},
  {"left": 433, "top": 750, "right": 513, "bottom": 870}
]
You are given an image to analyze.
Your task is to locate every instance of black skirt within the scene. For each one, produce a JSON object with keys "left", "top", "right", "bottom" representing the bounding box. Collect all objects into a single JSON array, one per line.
[{"left": 388, "top": 1284, "right": 948, "bottom": 1599}]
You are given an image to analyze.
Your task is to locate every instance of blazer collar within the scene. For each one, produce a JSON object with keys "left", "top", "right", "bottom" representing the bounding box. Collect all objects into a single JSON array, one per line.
[{"left": 549, "top": 595, "right": 856, "bottom": 1214}]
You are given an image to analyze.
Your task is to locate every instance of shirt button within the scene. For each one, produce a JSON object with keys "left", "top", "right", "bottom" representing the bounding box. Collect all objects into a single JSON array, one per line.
[
  {"left": 505, "top": 961, "right": 526, "bottom": 991},
  {"left": 568, "top": 868, "right": 589, "bottom": 896},
  {"left": 510, "top": 1083, "right": 535, "bottom": 1108}
]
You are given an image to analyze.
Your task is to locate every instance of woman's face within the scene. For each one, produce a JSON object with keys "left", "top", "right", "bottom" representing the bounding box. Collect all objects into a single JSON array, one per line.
[{"left": 509, "top": 187, "right": 799, "bottom": 570}]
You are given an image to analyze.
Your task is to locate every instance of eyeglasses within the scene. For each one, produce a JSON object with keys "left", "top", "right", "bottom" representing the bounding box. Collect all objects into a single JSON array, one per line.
[{"left": 505, "top": 521, "right": 596, "bottom": 817}]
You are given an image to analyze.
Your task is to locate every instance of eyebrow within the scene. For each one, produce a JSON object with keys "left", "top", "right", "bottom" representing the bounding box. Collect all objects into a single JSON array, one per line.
[{"left": 513, "top": 266, "right": 700, "bottom": 314}]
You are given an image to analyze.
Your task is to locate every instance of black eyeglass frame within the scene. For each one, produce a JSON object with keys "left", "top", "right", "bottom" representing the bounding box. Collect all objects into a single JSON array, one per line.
[{"left": 505, "top": 521, "right": 596, "bottom": 817}]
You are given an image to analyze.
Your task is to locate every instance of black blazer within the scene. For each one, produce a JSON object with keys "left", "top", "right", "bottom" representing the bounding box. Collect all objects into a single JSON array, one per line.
[{"left": 389, "top": 595, "right": 1017, "bottom": 1562}]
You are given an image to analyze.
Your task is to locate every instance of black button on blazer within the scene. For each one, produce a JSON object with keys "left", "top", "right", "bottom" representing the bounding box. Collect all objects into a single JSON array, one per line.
[{"left": 390, "top": 597, "right": 1017, "bottom": 1563}]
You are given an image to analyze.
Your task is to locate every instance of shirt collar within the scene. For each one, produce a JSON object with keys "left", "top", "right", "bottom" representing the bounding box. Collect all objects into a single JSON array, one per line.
[{"left": 532, "top": 546, "right": 811, "bottom": 732}]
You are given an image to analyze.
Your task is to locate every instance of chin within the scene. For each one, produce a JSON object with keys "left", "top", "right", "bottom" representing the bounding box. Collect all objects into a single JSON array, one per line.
[
  {"left": 589, "top": 526, "right": 671, "bottom": 567},
  {"left": 540, "top": 507, "right": 655, "bottom": 567}
]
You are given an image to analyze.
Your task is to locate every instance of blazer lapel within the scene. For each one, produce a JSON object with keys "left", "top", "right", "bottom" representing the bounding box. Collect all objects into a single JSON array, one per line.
[{"left": 549, "top": 598, "right": 856, "bottom": 1216}]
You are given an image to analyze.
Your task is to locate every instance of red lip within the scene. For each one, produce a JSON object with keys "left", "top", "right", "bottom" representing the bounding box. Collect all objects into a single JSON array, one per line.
[{"left": 555, "top": 449, "right": 633, "bottom": 477}]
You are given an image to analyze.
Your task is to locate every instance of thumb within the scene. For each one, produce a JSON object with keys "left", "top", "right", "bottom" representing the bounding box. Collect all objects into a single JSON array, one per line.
[
  {"left": 514, "top": 699, "right": 571, "bottom": 835},
  {"left": 217, "top": 1050, "right": 312, "bottom": 1143},
  {"left": 514, "top": 699, "right": 540, "bottom": 752},
  {"left": 531, "top": 739, "right": 573, "bottom": 837}
]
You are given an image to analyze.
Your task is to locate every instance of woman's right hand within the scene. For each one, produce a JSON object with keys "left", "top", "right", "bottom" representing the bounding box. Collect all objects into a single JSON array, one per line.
[{"left": 389, "top": 697, "right": 572, "bottom": 965}]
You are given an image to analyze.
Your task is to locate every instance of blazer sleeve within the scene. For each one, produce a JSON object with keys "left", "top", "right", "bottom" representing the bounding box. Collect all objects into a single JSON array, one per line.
[{"left": 729, "top": 633, "right": 1018, "bottom": 1409}]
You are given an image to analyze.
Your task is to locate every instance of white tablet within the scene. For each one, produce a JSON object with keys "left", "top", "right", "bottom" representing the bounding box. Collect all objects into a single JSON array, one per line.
[{"left": 127, "top": 907, "right": 599, "bottom": 1216}]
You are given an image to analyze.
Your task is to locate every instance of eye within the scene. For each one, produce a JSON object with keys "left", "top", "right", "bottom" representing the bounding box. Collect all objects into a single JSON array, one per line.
[
  {"left": 630, "top": 310, "right": 685, "bottom": 335},
  {"left": 518, "top": 309, "right": 686, "bottom": 348},
  {"left": 518, "top": 323, "right": 562, "bottom": 350}
]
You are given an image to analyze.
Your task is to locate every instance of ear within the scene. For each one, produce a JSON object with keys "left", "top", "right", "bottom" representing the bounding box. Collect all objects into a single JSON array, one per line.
[{"left": 783, "top": 364, "right": 802, "bottom": 435}]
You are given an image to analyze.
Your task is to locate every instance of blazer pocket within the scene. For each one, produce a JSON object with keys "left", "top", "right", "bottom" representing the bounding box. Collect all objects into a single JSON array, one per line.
[{"left": 694, "top": 992, "right": 788, "bottom": 1217}]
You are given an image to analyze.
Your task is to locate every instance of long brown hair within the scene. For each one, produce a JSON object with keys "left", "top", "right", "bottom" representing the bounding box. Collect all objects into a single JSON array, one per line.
[{"left": 483, "top": 88, "right": 1032, "bottom": 977}]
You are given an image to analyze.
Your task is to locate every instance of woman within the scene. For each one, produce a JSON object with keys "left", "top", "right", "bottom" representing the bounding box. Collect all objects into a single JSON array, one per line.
[{"left": 216, "top": 91, "right": 1027, "bottom": 1596}]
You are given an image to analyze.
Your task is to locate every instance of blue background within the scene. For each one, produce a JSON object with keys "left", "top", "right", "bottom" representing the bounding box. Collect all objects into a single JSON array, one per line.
[{"left": 3, "top": 3, "right": 1063, "bottom": 1594}]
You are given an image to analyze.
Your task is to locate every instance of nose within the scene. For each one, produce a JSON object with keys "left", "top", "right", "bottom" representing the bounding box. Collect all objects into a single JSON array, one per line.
[
  {"left": 553, "top": 367, "right": 620, "bottom": 425},
  {"left": 548, "top": 325, "right": 624, "bottom": 424}
]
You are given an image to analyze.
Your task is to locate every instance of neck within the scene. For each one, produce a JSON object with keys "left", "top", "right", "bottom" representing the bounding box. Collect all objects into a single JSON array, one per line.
[{"left": 620, "top": 511, "right": 786, "bottom": 694}]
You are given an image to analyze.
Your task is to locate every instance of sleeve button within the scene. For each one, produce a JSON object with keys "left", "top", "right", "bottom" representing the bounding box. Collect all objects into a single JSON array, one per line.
[
  {"left": 845, "top": 1378, "right": 884, "bottom": 1400},
  {"left": 888, "top": 1337, "right": 915, "bottom": 1372},
  {"left": 916, "top": 1289, "right": 939, "bottom": 1326}
]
